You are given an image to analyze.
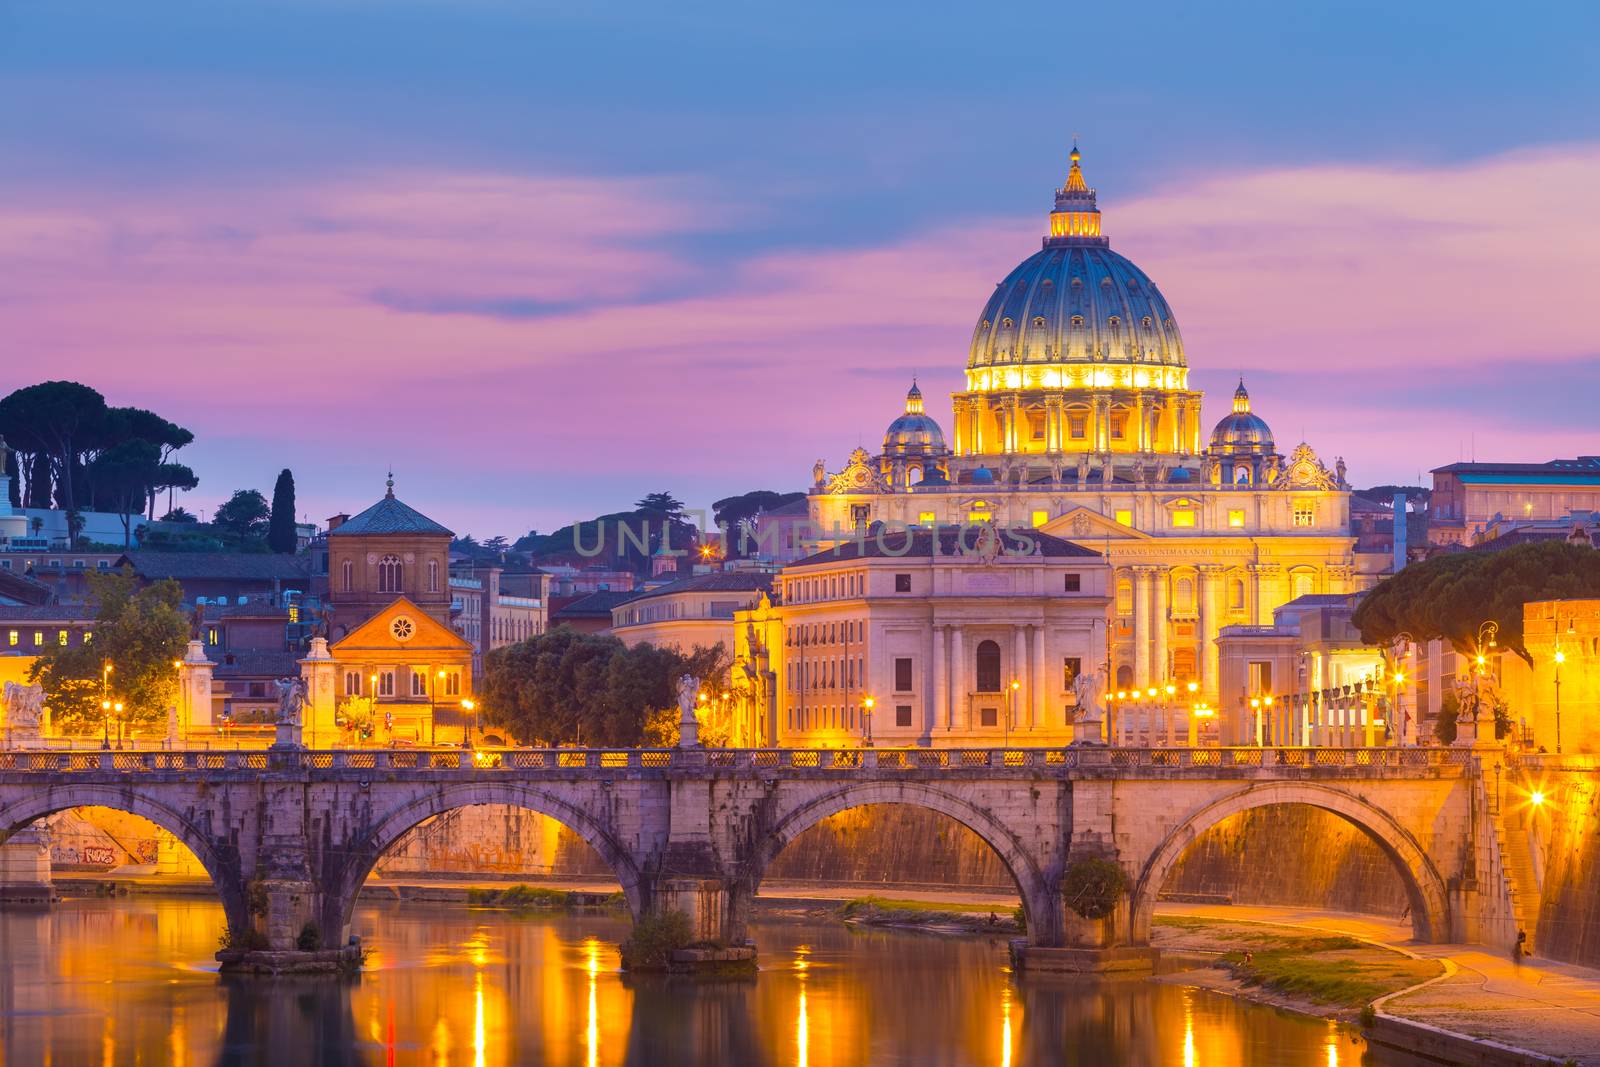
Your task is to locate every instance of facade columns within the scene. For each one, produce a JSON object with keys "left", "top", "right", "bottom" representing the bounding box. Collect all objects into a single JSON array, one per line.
[
  {"left": 1029, "top": 624, "right": 1045, "bottom": 729},
  {"left": 1132, "top": 393, "right": 1146, "bottom": 451},
  {"left": 1012, "top": 625, "right": 1028, "bottom": 730},
  {"left": 1251, "top": 563, "right": 1284, "bottom": 625},
  {"left": 931, "top": 624, "right": 947, "bottom": 735},
  {"left": 1196, "top": 565, "right": 1221, "bottom": 697},
  {"left": 1094, "top": 396, "right": 1110, "bottom": 452},
  {"left": 948, "top": 627, "right": 965, "bottom": 730},
  {"left": 1133, "top": 566, "right": 1154, "bottom": 687},
  {"left": 1151, "top": 568, "right": 1169, "bottom": 684}
]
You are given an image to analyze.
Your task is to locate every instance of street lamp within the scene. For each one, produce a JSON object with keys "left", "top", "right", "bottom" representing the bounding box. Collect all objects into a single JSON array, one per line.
[
  {"left": 1554, "top": 646, "right": 1566, "bottom": 755},
  {"left": 861, "top": 696, "right": 875, "bottom": 746},
  {"left": 113, "top": 702, "right": 125, "bottom": 750},
  {"left": 101, "top": 699, "right": 112, "bottom": 750},
  {"left": 1007, "top": 679, "right": 1020, "bottom": 744},
  {"left": 461, "top": 698, "right": 476, "bottom": 748}
]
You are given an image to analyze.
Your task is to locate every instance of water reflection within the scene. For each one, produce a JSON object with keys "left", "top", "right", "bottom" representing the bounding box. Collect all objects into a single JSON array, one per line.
[{"left": 0, "top": 898, "right": 1395, "bottom": 1066}]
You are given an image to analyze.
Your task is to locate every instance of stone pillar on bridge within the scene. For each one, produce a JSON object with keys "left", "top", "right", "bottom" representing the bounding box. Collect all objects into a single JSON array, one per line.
[
  {"left": 177, "top": 640, "right": 214, "bottom": 733},
  {"left": 0, "top": 825, "right": 54, "bottom": 904},
  {"left": 298, "top": 638, "right": 339, "bottom": 749}
]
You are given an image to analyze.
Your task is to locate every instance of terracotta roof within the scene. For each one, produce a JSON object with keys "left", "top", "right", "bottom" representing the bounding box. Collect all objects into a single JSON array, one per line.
[
  {"left": 551, "top": 590, "right": 637, "bottom": 619},
  {"left": 0, "top": 604, "right": 96, "bottom": 622},
  {"left": 328, "top": 494, "right": 452, "bottom": 538},
  {"left": 213, "top": 651, "right": 301, "bottom": 677},
  {"left": 623, "top": 571, "right": 773, "bottom": 604},
  {"left": 789, "top": 525, "right": 1100, "bottom": 567},
  {"left": 118, "top": 552, "right": 312, "bottom": 582}
]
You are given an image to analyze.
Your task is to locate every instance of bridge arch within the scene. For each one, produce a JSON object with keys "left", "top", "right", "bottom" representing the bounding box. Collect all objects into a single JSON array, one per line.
[
  {"left": 325, "top": 781, "right": 648, "bottom": 943},
  {"left": 0, "top": 785, "right": 248, "bottom": 934},
  {"left": 1129, "top": 782, "right": 1450, "bottom": 945},
  {"left": 751, "top": 781, "right": 1061, "bottom": 946}
]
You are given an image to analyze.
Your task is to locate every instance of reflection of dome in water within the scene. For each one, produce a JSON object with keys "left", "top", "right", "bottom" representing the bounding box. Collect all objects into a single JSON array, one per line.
[
  {"left": 1209, "top": 380, "right": 1275, "bottom": 455},
  {"left": 882, "top": 380, "right": 947, "bottom": 456}
]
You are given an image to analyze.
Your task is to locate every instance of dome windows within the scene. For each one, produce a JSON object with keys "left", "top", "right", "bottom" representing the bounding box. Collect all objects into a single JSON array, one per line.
[
  {"left": 1107, "top": 315, "right": 1121, "bottom": 328},
  {"left": 1001, "top": 317, "right": 1014, "bottom": 329},
  {"left": 1070, "top": 315, "right": 1085, "bottom": 328},
  {"left": 1142, "top": 316, "right": 1153, "bottom": 328},
  {"left": 1032, "top": 315, "right": 1047, "bottom": 327}
]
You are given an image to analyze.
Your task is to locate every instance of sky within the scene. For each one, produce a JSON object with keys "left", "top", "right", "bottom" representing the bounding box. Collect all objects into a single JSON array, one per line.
[{"left": 3, "top": 0, "right": 1599, "bottom": 538}]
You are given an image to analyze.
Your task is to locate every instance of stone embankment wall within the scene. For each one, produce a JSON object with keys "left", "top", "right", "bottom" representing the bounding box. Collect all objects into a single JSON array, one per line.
[
  {"left": 374, "top": 804, "right": 611, "bottom": 878},
  {"left": 1528, "top": 766, "right": 1600, "bottom": 967},
  {"left": 763, "top": 805, "right": 1014, "bottom": 889},
  {"left": 1161, "top": 806, "right": 1410, "bottom": 917}
]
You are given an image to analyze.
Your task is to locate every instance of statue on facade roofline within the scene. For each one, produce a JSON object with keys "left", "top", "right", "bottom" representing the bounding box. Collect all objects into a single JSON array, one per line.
[
  {"left": 1335, "top": 456, "right": 1348, "bottom": 489},
  {"left": 812, "top": 459, "right": 827, "bottom": 487}
]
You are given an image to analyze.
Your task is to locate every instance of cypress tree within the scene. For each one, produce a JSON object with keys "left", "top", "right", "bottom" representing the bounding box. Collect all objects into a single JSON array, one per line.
[
  {"left": 267, "top": 469, "right": 298, "bottom": 554},
  {"left": 4, "top": 447, "right": 17, "bottom": 509}
]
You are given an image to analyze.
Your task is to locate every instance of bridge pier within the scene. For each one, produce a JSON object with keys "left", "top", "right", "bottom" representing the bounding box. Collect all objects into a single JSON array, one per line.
[{"left": 0, "top": 825, "right": 55, "bottom": 905}]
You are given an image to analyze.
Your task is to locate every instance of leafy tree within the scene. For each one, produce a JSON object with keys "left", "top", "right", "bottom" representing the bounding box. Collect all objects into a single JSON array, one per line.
[
  {"left": 30, "top": 569, "right": 188, "bottom": 734},
  {"left": 712, "top": 490, "right": 806, "bottom": 557},
  {"left": 151, "top": 463, "right": 199, "bottom": 520},
  {"left": 481, "top": 627, "right": 728, "bottom": 747},
  {"left": 1353, "top": 540, "right": 1600, "bottom": 664},
  {"left": 213, "top": 489, "right": 271, "bottom": 542},
  {"left": 268, "top": 469, "right": 298, "bottom": 554},
  {"left": 482, "top": 535, "right": 509, "bottom": 556},
  {"left": 88, "top": 439, "right": 163, "bottom": 548},
  {"left": 0, "top": 381, "right": 107, "bottom": 519},
  {"left": 161, "top": 507, "right": 198, "bottom": 523},
  {"left": 3, "top": 444, "right": 17, "bottom": 509},
  {"left": 517, "top": 505, "right": 701, "bottom": 575},
  {"left": 634, "top": 492, "right": 685, "bottom": 519},
  {"left": 1061, "top": 857, "right": 1128, "bottom": 920}
]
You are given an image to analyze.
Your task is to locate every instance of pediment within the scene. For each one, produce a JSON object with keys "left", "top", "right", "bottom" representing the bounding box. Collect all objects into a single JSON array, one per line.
[
  {"left": 1040, "top": 506, "right": 1153, "bottom": 541},
  {"left": 331, "top": 596, "right": 471, "bottom": 652}
]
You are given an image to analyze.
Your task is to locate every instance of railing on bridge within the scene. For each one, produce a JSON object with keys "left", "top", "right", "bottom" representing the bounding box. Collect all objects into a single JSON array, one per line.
[{"left": 0, "top": 746, "right": 1475, "bottom": 775}]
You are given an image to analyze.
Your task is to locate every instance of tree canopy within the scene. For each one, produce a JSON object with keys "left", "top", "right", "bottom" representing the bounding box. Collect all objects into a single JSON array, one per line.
[
  {"left": 213, "top": 489, "right": 272, "bottom": 542},
  {"left": 1352, "top": 540, "right": 1600, "bottom": 663},
  {"left": 0, "top": 382, "right": 197, "bottom": 529},
  {"left": 712, "top": 489, "right": 806, "bottom": 556},
  {"left": 29, "top": 569, "right": 188, "bottom": 734},
  {"left": 268, "top": 469, "right": 298, "bottom": 554},
  {"left": 480, "top": 627, "right": 728, "bottom": 747}
]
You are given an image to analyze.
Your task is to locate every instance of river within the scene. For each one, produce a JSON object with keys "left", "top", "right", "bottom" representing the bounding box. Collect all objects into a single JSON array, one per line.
[{"left": 0, "top": 897, "right": 1400, "bottom": 1065}]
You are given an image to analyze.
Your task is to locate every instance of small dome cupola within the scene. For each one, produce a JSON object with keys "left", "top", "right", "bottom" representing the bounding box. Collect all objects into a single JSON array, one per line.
[
  {"left": 1046, "top": 143, "right": 1107, "bottom": 248},
  {"left": 882, "top": 378, "right": 947, "bottom": 457},
  {"left": 1208, "top": 378, "right": 1276, "bottom": 456}
]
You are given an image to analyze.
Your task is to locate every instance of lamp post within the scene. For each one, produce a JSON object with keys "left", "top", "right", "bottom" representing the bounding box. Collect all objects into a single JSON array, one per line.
[
  {"left": 461, "top": 698, "right": 476, "bottom": 748},
  {"left": 1554, "top": 646, "right": 1565, "bottom": 755},
  {"left": 113, "top": 702, "right": 124, "bottom": 750},
  {"left": 861, "top": 696, "right": 875, "bottom": 746},
  {"left": 100, "top": 660, "right": 113, "bottom": 750}
]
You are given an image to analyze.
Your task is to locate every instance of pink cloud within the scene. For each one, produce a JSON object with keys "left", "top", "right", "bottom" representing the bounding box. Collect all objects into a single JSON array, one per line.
[{"left": 2, "top": 144, "right": 1597, "bottom": 532}]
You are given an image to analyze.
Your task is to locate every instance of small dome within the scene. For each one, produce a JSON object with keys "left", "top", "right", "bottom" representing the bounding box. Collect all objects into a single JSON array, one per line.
[
  {"left": 883, "top": 380, "right": 947, "bottom": 456},
  {"left": 1209, "top": 379, "right": 1275, "bottom": 455}
]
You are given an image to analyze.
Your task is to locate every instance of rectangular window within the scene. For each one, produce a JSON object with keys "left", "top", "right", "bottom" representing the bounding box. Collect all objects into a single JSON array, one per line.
[
  {"left": 968, "top": 510, "right": 991, "bottom": 522},
  {"left": 379, "top": 671, "right": 395, "bottom": 697},
  {"left": 1293, "top": 502, "right": 1315, "bottom": 527},
  {"left": 980, "top": 707, "right": 999, "bottom": 727},
  {"left": 57, "top": 630, "right": 68, "bottom": 646},
  {"left": 894, "top": 573, "right": 912, "bottom": 593},
  {"left": 1109, "top": 413, "right": 1127, "bottom": 440},
  {"left": 916, "top": 511, "right": 937, "bottom": 526},
  {"left": 344, "top": 671, "right": 361, "bottom": 696},
  {"left": 894, "top": 657, "right": 913, "bottom": 692},
  {"left": 1114, "top": 509, "right": 1133, "bottom": 527},
  {"left": 97, "top": 559, "right": 109, "bottom": 569},
  {"left": 1248, "top": 660, "right": 1274, "bottom": 694},
  {"left": 1228, "top": 509, "right": 1246, "bottom": 528},
  {"left": 1063, "top": 657, "right": 1082, "bottom": 692},
  {"left": 1171, "top": 509, "right": 1195, "bottom": 528},
  {"left": 0, "top": 560, "right": 9, "bottom": 570},
  {"left": 1068, "top": 414, "right": 1087, "bottom": 440},
  {"left": 83, "top": 631, "right": 92, "bottom": 643},
  {"left": 1064, "top": 573, "right": 1081, "bottom": 592},
  {"left": 33, "top": 631, "right": 43, "bottom": 646},
  {"left": 1031, "top": 510, "right": 1050, "bottom": 527},
  {"left": 895, "top": 705, "right": 912, "bottom": 727},
  {"left": 73, "top": 559, "right": 86, "bottom": 569},
  {"left": 207, "top": 627, "right": 219, "bottom": 646},
  {"left": 7, "top": 630, "right": 16, "bottom": 646}
]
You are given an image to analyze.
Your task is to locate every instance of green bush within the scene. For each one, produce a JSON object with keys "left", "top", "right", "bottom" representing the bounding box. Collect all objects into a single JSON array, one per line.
[
  {"left": 1013, "top": 905, "right": 1027, "bottom": 933},
  {"left": 296, "top": 921, "right": 322, "bottom": 951},
  {"left": 619, "top": 909, "right": 693, "bottom": 970},
  {"left": 218, "top": 925, "right": 270, "bottom": 952},
  {"left": 1359, "top": 1003, "right": 1377, "bottom": 1029},
  {"left": 1062, "top": 857, "right": 1128, "bottom": 920}
]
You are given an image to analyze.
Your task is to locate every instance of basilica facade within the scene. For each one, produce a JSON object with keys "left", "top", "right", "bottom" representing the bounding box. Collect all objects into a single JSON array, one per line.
[{"left": 799, "top": 148, "right": 1359, "bottom": 710}]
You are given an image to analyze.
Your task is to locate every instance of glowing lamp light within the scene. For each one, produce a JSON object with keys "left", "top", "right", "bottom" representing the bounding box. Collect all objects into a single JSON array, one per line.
[
  {"left": 1393, "top": 671, "right": 1406, "bottom": 685},
  {"left": 1116, "top": 691, "right": 1127, "bottom": 701},
  {"left": 1530, "top": 791, "right": 1546, "bottom": 807},
  {"left": 1011, "top": 680, "right": 1020, "bottom": 691},
  {"left": 1146, "top": 687, "right": 1157, "bottom": 698},
  {"left": 1165, "top": 685, "right": 1176, "bottom": 696},
  {"left": 1555, "top": 650, "right": 1566, "bottom": 665},
  {"left": 1264, "top": 695, "right": 1274, "bottom": 707},
  {"left": 1186, "top": 681, "right": 1199, "bottom": 694}
]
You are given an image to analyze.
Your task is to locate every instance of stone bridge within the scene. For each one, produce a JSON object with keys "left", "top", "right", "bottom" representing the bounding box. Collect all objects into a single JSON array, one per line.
[{"left": 0, "top": 745, "right": 1519, "bottom": 969}]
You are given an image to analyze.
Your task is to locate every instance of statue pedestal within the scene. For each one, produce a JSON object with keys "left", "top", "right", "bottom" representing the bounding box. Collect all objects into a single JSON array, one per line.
[
  {"left": 298, "top": 638, "right": 339, "bottom": 748},
  {"left": 271, "top": 721, "right": 304, "bottom": 751},
  {"left": 1072, "top": 715, "right": 1106, "bottom": 745},
  {"left": 0, "top": 825, "right": 55, "bottom": 904}
]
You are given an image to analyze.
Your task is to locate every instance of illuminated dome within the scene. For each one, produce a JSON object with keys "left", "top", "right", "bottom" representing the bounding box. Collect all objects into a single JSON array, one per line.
[
  {"left": 1209, "top": 380, "right": 1275, "bottom": 455},
  {"left": 882, "top": 380, "right": 947, "bottom": 456},
  {"left": 966, "top": 146, "right": 1187, "bottom": 386}
]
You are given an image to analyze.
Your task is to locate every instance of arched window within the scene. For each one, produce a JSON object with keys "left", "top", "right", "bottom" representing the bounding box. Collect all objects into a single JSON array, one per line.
[
  {"left": 428, "top": 559, "right": 439, "bottom": 593},
  {"left": 1116, "top": 579, "right": 1133, "bottom": 616},
  {"left": 975, "top": 640, "right": 1002, "bottom": 693},
  {"left": 1291, "top": 570, "right": 1315, "bottom": 600},
  {"left": 1174, "top": 576, "right": 1195, "bottom": 613},
  {"left": 341, "top": 559, "right": 353, "bottom": 593},
  {"left": 377, "top": 554, "right": 402, "bottom": 594},
  {"left": 1229, "top": 578, "right": 1246, "bottom": 612},
  {"left": 1116, "top": 664, "right": 1134, "bottom": 688}
]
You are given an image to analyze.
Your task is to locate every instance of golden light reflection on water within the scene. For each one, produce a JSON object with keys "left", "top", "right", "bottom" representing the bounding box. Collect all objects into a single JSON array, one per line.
[{"left": 1, "top": 898, "right": 1388, "bottom": 1067}]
